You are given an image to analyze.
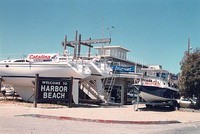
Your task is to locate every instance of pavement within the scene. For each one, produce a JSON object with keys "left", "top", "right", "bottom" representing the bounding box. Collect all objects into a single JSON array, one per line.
[{"left": 1, "top": 99, "right": 200, "bottom": 125}]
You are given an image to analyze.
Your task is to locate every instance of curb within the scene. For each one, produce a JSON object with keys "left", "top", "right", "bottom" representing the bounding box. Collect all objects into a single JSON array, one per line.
[{"left": 17, "top": 114, "right": 181, "bottom": 125}]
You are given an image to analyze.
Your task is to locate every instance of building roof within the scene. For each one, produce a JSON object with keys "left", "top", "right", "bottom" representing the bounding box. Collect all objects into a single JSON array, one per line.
[
  {"left": 141, "top": 68, "right": 169, "bottom": 73},
  {"left": 94, "top": 45, "right": 130, "bottom": 52}
]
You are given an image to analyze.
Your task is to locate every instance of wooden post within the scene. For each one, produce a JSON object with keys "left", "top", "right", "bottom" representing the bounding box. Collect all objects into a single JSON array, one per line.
[
  {"left": 124, "top": 79, "right": 128, "bottom": 105},
  {"left": 88, "top": 38, "right": 91, "bottom": 58},
  {"left": 78, "top": 34, "right": 81, "bottom": 58},
  {"left": 68, "top": 77, "right": 73, "bottom": 108},
  {"left": 0, "top": 77, "right": 2, "bottom": 93},
  {"left": 33, "top": 74, "right": 39, "bottom": 108},
  {"left": 74, "top": 31, "right": 78, "bottom": 58},
  {"left": 64, "top": 35, "right": 67, "bottom": 49}
]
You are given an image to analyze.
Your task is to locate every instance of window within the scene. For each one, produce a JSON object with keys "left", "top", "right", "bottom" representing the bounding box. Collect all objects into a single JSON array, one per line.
[{"left": 105, "top": 49, "right": 110, "bottom": 55}]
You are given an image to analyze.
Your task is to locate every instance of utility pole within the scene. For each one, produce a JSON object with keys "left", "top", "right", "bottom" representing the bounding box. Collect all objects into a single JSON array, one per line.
[{"left": 188, "top": 38, "right": 190, "bottom": 54}]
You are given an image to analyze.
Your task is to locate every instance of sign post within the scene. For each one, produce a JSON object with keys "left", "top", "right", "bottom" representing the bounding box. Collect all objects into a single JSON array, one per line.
[
  {"left": 0, "top": 77, "right": 2, "bottom": 94},
  {"left": 68, "top": 77, "right": 73, "bottom": 108},
  {"left": 0, "top": 77, "right": 2, "bottom": 88},
  {"left": 34, "top": 74, "right": 39, "bottom": 108}
]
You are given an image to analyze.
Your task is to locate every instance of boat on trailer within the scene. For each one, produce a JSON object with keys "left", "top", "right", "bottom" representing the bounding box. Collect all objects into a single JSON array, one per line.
[
  {"left": 134, "top": 66, "right": 179, "bottom": 108},
  {"left": 0, "top": 53, "right": 91, "bottom": 102}
]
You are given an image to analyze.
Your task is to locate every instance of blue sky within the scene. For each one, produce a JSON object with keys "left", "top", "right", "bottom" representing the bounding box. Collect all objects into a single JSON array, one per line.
[{"left": 0, "top": 0, "right": 200, "bottom": 74}]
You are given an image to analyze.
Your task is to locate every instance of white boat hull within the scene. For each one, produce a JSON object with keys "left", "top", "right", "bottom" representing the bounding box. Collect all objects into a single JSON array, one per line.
[
  {"left": 14, "top": 86, "right": 34, "bottom": 101},
  {"left": 140, "top": 91, "right": 173, "bottom": 102},
  {"left": 135, "top": 85, "right": 179, "bottom": 102},
  {"left": 0, "top": 61, "right": 91, "bottom": 102}
]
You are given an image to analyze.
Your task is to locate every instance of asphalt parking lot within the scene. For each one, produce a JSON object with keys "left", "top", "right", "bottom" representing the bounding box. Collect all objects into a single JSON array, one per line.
[{"left": 1, "top": 98, "right": 200, "bottom": 134}]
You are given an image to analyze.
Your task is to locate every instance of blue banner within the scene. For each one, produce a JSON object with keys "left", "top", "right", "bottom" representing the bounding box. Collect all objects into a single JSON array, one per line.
[{"left": 111, "top": 66, "right": 135, "bottom": 73}]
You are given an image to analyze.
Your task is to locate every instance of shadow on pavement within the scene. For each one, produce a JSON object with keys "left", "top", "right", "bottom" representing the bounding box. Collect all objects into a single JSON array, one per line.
[{"left": 138, "top": 106, "right": 175, "bottom": 112}]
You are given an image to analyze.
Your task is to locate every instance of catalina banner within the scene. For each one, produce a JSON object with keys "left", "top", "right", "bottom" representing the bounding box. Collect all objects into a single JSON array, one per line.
[{"left": 111, "top": 66, "right": 135, "bottom": 73}]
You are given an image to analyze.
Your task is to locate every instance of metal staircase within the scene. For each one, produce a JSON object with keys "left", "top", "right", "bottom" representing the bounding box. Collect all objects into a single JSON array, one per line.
[
  {"left": 80, "top": 61, "right": 121, "bottom": 104},
  {"left": 80, "top": 80, "right": 106, "bottom": 103}
]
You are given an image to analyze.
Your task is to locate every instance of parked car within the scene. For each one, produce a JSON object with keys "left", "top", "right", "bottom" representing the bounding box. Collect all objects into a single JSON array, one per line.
[
  {"left": 1, "top": 85, "right": 15, "bottom": 96},
  {"left": 127, "top": 88, "right": 140, "bottom": 104},
  {"left": 178, "top": 97, "right": 197, "bottom": 108}
]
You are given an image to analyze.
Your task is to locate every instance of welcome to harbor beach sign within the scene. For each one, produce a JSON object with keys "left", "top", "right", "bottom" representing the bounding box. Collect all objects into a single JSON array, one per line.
[{"left": 34, "top": 74, "right": 73, "bottom": 107}]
